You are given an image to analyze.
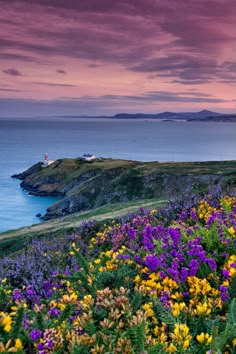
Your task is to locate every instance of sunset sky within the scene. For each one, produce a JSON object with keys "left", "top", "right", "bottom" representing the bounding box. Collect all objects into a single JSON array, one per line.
[{"left": 0, "top": 0, "right": 235, "bottom": 117}]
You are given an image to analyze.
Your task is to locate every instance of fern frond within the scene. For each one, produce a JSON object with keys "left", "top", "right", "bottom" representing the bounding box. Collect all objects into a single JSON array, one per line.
[
  {"left": 127, "top": 321, "right": 146, "bottom": 352},
  {"left": 10, "top": 306, "right": 24, "bottom": 338},
  {"left": 228, "top": 277, "right": 236, "bottom": 299},
  {"left": 130, "top": 291, "right": 143, "bottom": 312},
  {"left": 151, "top": 298, "right": 175, "bottom": 328}
]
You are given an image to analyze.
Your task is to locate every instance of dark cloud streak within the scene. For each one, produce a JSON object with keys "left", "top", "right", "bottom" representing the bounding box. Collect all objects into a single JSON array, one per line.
[
  {"left": 32, "top": 82, "right": 77, "bottom": 87},
  {"left": 57, "top": 69, "right": 67, "bottom": 75},
  {"left": 2, "top": 68, "right": 22, "bottom": 76}
]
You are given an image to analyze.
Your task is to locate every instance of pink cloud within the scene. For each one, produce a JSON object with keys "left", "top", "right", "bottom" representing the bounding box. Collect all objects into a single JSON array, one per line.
[{"left": 0, "top": 0, "right": 235, "bottom": 115}]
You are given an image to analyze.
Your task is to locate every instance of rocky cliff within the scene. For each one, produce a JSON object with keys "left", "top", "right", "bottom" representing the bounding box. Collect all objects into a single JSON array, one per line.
[{"left": 12, "top": 158, "right": 236, "bottom": 220}]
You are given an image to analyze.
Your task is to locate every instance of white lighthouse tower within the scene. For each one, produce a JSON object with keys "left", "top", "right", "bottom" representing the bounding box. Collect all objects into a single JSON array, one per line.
[{"left": 43, "top": 152, "right": 49, "bottom": 167}]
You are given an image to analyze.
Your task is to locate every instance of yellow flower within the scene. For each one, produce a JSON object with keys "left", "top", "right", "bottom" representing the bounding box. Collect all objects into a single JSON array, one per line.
[
  {"left": 171, "top": 302, "right": 185, "bottom": 317},
  {"left": 169, "top": 323, "right": 191, "bottom": 349},
  {"left": 0, "top": 312, "right": 12, "bottom": 332},
  {"left": 0, "top": 338, "right": 22, "bottom": 353},
  {"left": 80, "top": 294, "right": 93, "bottom": 309},
  {"left": 196, "top": 332, "right": 205, "bottom": 343},
  {"left": 61, "top": 292, "right": 77, "bottom": 303},
  {"left": 228, "top": 227, "right": 235, "bottom": 235},
  {"left": 89, "top": 264, "right": 94, "bottom": 272},
  {"left": 183, "top": 339, "right": 190, "bottom": 349},
  {"left": 194, "top": 302, "right": 211, "bottom": 316},
  {"left": 94, "top": 259, "right": 100, "bottom": 264},
  {"left": 14, "top": 339, "right": 23, "bottom": 350},
  {"left": 142, "top": 303, "right": 154, "bottom": 317},
  {"left": 166, "top": 343, "right": 177, "bottom": 353},
  {"left": 196, "top": 332, "right": 212, "bottom": 344}
]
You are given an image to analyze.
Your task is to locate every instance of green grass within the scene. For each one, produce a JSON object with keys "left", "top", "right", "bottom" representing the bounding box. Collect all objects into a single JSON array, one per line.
[{"left": 0, "top": 198, "right": 166, "bottom": 256}]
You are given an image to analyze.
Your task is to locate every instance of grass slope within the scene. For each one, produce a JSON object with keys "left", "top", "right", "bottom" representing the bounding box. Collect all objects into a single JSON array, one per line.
[{"left": 0, "top": 198, "right": 166, "bottom": 256}]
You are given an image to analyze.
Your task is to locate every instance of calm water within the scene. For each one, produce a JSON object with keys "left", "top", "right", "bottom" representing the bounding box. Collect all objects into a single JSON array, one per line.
[{"left": 0, "top": 117, "right": 236, "bottom": 232}]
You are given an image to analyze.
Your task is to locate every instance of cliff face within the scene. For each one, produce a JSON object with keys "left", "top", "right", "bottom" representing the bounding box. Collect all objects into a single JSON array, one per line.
[{"left": 12, "top": 158, "right": 236, "bottom": 220}]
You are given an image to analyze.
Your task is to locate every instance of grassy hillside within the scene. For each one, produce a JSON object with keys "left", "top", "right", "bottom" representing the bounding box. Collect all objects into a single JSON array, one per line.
[
  {"left": 0, "top": 198, "right": 166, "bottom": 256},
  {"left": 13, "top": 158, "right": 236, "bottom": 220}
]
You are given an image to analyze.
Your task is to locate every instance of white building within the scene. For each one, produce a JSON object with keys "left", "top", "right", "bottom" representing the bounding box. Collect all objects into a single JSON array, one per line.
[
  {"left": 43, "top": 152, "right": 49, "bottom": 167},
  {"left": 42, "top": 153, "right": 54, "bottom": 167},
  {"left": 82, "top": 153, "right": 96, "bottom": 161}
]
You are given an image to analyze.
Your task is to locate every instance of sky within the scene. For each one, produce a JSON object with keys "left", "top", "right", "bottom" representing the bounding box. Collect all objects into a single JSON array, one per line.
[{"left": 0, "top": 0, "right": 235, "bottom": 117}]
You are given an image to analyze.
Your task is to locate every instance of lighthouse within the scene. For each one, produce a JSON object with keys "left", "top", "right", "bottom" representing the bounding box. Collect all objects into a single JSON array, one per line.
[{"left": 43, "top": 152, "right": 49, "bottom": 167}]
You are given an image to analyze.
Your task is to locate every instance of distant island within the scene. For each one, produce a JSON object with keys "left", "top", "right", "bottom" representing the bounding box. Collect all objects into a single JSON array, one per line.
[{"left": 56, "top": 110, "right": 236, "bottom": 122}]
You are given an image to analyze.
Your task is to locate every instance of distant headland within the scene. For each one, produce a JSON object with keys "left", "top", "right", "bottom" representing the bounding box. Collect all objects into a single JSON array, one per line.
[
  {"left": 12, "top": 157, "right": 236, "bottom": 221},
  {"left": 55, "top": 110, "right": 236, "bottom": 122}
]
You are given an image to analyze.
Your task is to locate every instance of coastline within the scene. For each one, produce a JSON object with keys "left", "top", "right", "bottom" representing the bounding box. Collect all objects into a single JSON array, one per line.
[{"left": 12, "top": 158, "right": 236, "bottom": 221}]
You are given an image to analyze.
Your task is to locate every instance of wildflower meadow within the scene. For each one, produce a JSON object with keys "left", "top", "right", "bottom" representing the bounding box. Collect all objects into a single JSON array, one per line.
[{"left": 0, "top": 190, "right": 236, "bottom": 353}]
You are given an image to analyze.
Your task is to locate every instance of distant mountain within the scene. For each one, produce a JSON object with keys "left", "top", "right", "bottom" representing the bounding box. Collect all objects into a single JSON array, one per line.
[
  {"left": 196, "top": 109, "right": 221, "bottom": 117},
  {"left": 112, "top": 110, "right": 222, "bottom": 120},
  {"left": 188, "top": 114, "right": 236, "bottom": 123},
  {"left": 57, "top": 110, "right": 235, "bottom": 122}
]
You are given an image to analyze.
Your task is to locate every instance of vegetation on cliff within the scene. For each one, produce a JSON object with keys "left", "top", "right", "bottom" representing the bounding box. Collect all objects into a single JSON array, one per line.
[
  {"left": 0, "top": 186, "right": 235, "bottom": 353},
  {"left": 12, "top": 158, "right": 236, "bottom": 220}
]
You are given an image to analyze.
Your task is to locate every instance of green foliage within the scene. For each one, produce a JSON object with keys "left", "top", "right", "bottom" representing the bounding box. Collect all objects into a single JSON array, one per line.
[
  {"left": 130, "top": 291, "right": 143, "bottom": 313},
  {"left": 151, "top": 298, "right": 175, "bottom": 328},
  {"left": 127, "top": 321, "right": 146, "bottom": 353},
  {"left": 95, "top": 264, "right": 136, "bottom": 290},
  {"left": 71, "top": 345, "right": 90, "bottom": 354},
  {"left": 35, "top": 311, "right": 44, "bottom": 332},
  {"left": 10, "top": 306, "right": 24, "bottom": 339},
  {"left": 147, "top": 343, "right": 166, "bottom": 354},
  {"left": 228, "top": 276, "right": 236, "bottom": 298}
]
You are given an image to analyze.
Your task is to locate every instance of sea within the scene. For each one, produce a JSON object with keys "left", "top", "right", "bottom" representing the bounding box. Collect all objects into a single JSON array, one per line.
[{"left": 0, "top": 117, "right": 236, "bottom": 232}]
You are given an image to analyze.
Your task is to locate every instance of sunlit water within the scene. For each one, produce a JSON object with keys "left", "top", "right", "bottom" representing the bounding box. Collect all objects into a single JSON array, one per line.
[{"left": 0, "top": 117, "right": 235, "bottom": 232}]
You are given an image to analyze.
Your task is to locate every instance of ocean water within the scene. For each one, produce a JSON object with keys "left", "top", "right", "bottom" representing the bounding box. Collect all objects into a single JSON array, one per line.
[{"left": 0, "top": 117, "right": 236, "bottom": 232}]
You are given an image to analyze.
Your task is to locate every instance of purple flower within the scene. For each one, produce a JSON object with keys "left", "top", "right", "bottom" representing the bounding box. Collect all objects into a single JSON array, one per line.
[
  {"left": 13, "top": 288, "right": 24, "bottom": 302},
  {"left": 134, "top": 255, "right": 144, "bottom": 265},
  {"left": 73, "top": 264, "right": 80, "bottom": 271},
  {"left": 30, "top": 329, "right": 42, "bottom": 341},
  {"left": 47, "top": 308, "right": 61, "bottom": 317},
  {"left": 142, "top": 225, "right": 155, "bottom": 251},
  {"left": 189, "top": 259, "right": 199, "bottom": 276},
  {"left": 186, "top": 228, "right": 193, "bottom": 236},
  {"left": 145, "top": 255, "right": 160, "bottom": 272},
  {"left": 159, "top": 271, "right": 166, "bottom": 279},
  {"left": 190, "top": 209, "right": 198, "bottom": 222},
  {"left": 219, "top": 285, "right": 230, "bottom": 302},
  {"left": 128, "top": 228, "right": 136, "bottom": 240},
  {"left": 180, "top": 209, "right": 188, "bottom": 221},
  {"left": 46, "top": 339, "right": 54, "bottom": 349},
  {"left": 26, "top": 285, "right": 40, "bottom": 304},
  {"left": 182, "top": 292, "right": 189, "bottom": 298},
  {"left": 222, "top": 269, "right": 230, "bottom": 280},
  {"left": 180, "top": 268, "right": 189, "bottom": 282},
  {"left": 160, "top": 290, "right": 171, "bottom": 310},
  {"left": 189, "top": 259, "right": 199, "bottom": 269},
  {"left": 207, "top": 258, "right": 217, "bottom": 271},
  {"left": 64, "top": 266, "right": 71, "bottom": 276}
]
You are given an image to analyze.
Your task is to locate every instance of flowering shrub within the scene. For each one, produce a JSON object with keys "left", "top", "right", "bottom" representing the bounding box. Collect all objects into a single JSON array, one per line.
[{"left": 0, "top": 195, "right": 236, "bottom": 353}]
